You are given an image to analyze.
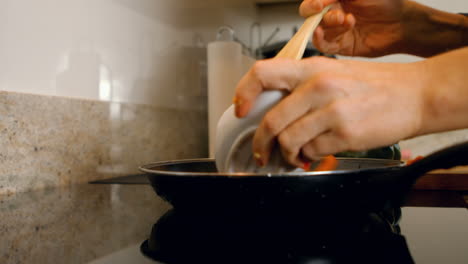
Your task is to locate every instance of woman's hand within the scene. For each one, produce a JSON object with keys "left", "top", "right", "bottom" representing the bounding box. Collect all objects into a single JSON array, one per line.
[
  {"left": 234, "top": 56, "right": 426, "bottom": 167},
  {"left": 300, "top": 0, "right": 406, "bottom": 57},
  {"left": 301, "top": 0, "right": 468, "bottom": 57}
]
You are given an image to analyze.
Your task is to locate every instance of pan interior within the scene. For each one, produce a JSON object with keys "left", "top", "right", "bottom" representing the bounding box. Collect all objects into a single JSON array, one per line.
[{"left": 140, "top": 158, "right": 404, "bottom": 177}]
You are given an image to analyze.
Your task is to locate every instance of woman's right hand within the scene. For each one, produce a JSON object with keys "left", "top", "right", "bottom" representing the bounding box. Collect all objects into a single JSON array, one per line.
[{"left": 300, "top": 0, "right": 406, "bottom": 57}]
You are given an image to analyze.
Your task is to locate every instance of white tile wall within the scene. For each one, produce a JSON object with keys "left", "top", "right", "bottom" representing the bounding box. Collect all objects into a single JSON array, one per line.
[{"left": 0, "top": 0, "right": 257, "bottom": 108}]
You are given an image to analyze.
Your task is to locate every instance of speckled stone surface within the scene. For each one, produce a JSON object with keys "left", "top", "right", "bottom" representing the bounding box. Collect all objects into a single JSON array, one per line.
[
  {"left": 0, "top": 91, "right": 205, "bottom": 263},
  {"left": 0, "top": 91, "right": 207, "bottom": 194},
  {"left": 0, "top": 184, "right": 171, "bottom": 264}
]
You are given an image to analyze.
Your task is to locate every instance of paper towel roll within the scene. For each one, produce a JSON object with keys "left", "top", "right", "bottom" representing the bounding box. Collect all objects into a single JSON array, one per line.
[{"left": 207, "top": 41, "right": 254, "bottom": 157}]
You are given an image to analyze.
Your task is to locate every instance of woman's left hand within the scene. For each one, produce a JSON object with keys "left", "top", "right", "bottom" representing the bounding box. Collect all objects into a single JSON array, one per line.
[{"left": 233, "top": 56, "right": 426, "bottom": 168}]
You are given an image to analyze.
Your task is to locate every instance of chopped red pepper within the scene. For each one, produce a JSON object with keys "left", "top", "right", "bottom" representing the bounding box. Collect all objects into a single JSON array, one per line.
[
  {"left": 302, "top": 162, "right": 311, "bottom": 171},
  {"left": 313, "top": 155, "right": 338, "bottom": 172}
]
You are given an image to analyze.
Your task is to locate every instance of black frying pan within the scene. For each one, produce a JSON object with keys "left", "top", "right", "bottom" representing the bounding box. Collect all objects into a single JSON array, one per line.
[{"left": 140, "top": 141, "right": 468, "bottom": 214}]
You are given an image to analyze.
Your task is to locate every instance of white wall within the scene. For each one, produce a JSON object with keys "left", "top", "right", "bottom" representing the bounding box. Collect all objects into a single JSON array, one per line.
[
  {"left": 400, "top": 207, "right": 468, "bottom": 264},
  {"left": 0, "top": 0, "right": 257, "bottom": 108}
]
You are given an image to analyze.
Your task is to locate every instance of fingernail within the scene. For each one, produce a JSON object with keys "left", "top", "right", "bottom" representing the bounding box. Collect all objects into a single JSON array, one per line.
[
  {"left": 302, "top": 162, "right": 311, "bottom": 171},
  {"left": 254, "top": 152, "right": 264, "bottom": 167},
  {"left": 232, "top": 96, "right": 243, "bottom": 106},
  {"left": 312, "top": 1, "right": 323, "bottom": 12},
  {"left": 337, "top": 13, "right": 344, "bottom": 24}
]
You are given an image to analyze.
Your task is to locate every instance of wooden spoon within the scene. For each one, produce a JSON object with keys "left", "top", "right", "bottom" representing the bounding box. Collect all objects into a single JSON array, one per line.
[{"left": 275, "top": 5, "right": 331, "bottom": 60}]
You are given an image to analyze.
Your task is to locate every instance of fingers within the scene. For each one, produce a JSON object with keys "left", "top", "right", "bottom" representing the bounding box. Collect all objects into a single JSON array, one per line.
[
  {"left": 344, "top": 13, "right": 356, "bottom": 28},
  {"left": 235, "top": 57, "right": 342, "bottom": 167},
  {"left": 313, "top": 26, "right": 342, "bottom": 54},
  {"left": 299, "top": 0, "right": 356, "bottom": 29},
  {"left": 299, "top": 0, "right": 338, "bottom": 17},
  {"left": 322, "top": 8, "right": 345, "bottom": 26},
  {"left": 251, "top": 80, "right": 323, "bottom": 167},
  {"left": 234, "top": 59, "right": 306, "bottom": 118},
  {"left": 313, "top": 13, "right": 355, "bottom": 54},
  {"left": 300, "top": 0, "right": 356, "bottom": 55},
  {"left": 322, "top": 9, "right": 355, "bottom": 29},
  {"left": 301, "top": 131, "right": 350, "bottom": 160},
  {"left": 252, "top": 72, "right": 343, "bottom": 167},
  {"left": 278, "top": 110, "right": 332, "bottom": 167},
  {"left": 235, "top": 56, "right": 339, "bottom": 118},
  {"left": 277, "top": 101, "right": 357, "bottom": 165}
]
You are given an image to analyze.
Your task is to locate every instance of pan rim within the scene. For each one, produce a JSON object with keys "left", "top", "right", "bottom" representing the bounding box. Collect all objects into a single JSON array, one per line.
[{"left": 139, "top": 158, "right": 405, "bottom": 177}]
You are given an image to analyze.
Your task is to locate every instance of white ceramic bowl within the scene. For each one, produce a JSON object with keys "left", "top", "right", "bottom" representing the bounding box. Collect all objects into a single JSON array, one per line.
[{"left": 215, "top": 90, "right": 296, "bottom": 173}]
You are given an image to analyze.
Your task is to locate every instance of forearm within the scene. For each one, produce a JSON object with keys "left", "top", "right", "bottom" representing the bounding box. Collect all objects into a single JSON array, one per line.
[
  {"left": 418, "top": 47, "right": 468, "bottom": 136},
  {"left": 395, "top": 1, "right": 468, "bottom": 57}
]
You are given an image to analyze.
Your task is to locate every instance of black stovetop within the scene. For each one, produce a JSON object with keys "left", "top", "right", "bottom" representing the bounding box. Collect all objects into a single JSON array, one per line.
[{"left": 140, "top": 208, "right": 414, "bottom": 264}]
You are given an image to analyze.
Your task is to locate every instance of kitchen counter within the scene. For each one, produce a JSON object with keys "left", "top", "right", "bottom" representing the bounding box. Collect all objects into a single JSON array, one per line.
[
  {"left": 2, "top": 183, "right": 468, "bottom": 264},
  {"left": 0, "top": 184, "right": 170, "bottom": 264}
]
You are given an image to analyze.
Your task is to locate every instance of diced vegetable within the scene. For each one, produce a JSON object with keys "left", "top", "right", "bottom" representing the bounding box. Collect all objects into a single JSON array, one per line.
[
  {"left": 302, "top": 162, "right": 311, "bottom": 171},
  {"left": 313, "top": 155, "right": 338, "bottom": 171}
]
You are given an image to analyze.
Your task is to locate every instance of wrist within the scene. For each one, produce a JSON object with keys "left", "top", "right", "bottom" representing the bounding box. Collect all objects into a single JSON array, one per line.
[
  {"left": 416, "top": 48, "right": 468, "bottom": 135},
  {"left": 396, "top": 61, "right": 429, "bottom": 139},
  {"left": 411, "top": 60, "right": 433, "bottom": 136}
]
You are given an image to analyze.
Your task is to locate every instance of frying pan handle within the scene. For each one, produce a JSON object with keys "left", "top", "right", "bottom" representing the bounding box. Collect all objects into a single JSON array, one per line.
[{"left": 401, "top": 140, "right": 468, "bottom": 183}]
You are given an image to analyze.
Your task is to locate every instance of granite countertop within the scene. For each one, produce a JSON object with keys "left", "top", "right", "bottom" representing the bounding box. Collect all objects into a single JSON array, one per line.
[{"left": 1, "top": 184, "right": 170, "bottom": 264}]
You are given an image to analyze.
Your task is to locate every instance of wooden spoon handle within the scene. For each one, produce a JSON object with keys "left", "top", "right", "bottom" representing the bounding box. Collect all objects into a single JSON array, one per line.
[{"left": 275, "top": 5, "right": 331, "bottom": 60}]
